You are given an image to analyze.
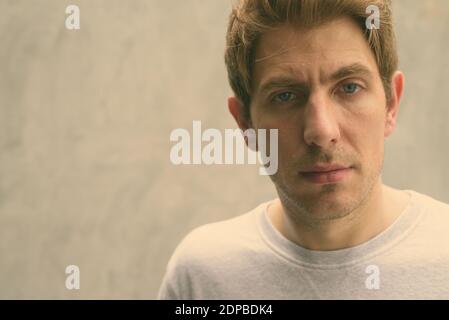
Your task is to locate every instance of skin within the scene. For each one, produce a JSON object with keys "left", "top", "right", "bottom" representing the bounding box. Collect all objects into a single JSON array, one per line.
[{"left": 228, "top": 17, "right": 411, "bottom": 251}]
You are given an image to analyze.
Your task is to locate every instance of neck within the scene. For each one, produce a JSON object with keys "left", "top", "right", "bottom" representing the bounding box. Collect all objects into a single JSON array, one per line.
[{"left": 268, "top": 183, "right": 410, "bottom": 251}]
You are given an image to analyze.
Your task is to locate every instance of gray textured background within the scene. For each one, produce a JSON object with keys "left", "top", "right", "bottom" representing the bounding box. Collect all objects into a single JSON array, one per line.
[{"left": 0, "top": 0, "right": 448, "bottom": 299}]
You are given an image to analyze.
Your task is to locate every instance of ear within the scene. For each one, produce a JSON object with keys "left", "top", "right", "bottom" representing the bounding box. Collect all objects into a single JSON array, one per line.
[
  {"left": 384, "top": 71, "right": 404, "bottom": 138},
  {"left": 228, "top": 96, "right": 253, "bottom": 130},
  {"left": 227, "top": 96, "right": 256, "bottom": 150}
]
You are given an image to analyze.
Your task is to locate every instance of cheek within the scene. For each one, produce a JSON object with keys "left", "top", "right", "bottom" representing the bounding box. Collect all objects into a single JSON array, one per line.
[
  {"left": 344, "top": 110, "right": 386, "bottom": 169},
  {"left": 254, "top": 116, "right": 302, "bottom": 170}
]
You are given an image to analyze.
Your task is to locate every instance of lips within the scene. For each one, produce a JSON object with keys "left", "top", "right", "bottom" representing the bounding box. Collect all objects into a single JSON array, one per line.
[
  {"left": 299, "top": 164, "right": 353, "bottom": 184},
  {"left": 300, "top": 164, "right": 350, "bottom": 173}
]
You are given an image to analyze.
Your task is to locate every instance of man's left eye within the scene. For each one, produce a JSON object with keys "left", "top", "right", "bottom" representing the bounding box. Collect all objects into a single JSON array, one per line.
[{"left": 341, "top": 83, "right": 360, "bottom": 94}]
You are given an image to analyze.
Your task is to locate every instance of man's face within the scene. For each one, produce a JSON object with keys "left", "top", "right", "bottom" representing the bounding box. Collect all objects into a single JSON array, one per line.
[{"left": 247, "top": 17, "right": 399, "bottom": 221}]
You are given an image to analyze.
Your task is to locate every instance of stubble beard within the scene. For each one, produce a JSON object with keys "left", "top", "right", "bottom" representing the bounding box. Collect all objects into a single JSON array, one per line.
[{"left": 269, "top": 156, "right": 384, "bottom": 229}]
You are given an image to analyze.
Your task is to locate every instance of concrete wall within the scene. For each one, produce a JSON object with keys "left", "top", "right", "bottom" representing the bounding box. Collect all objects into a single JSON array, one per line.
[{"left": 0, "top": 0, "right": 448, "bottom": 299}]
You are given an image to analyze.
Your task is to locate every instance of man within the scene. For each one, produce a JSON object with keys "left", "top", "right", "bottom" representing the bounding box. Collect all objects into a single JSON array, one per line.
[{"left": 158, "top": 0, "right": 449, "bottom": 299}]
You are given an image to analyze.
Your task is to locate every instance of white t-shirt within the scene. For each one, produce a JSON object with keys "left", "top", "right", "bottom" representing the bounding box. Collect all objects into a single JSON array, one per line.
[{"left": 157, "top": 190, "right": 449, "bottom": 299}]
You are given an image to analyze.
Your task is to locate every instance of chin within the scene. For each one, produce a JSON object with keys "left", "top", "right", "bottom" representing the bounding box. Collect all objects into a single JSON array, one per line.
[{"left": 297, "top": 194, "right": 360, "bottom": 221}]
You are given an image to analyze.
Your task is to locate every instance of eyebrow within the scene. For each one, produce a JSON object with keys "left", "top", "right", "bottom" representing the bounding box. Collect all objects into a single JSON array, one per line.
[
  {"left": 257, "top": 63, "right": 373, "bottom": 95},
  {"left": 330, "top": 63, "right": 373, "bottom": 81}
]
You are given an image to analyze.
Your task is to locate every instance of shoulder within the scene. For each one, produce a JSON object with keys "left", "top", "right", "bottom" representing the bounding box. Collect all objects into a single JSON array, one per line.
[
  {"left": 410, "top": 189, "right": 449, "bottom": 216},
  {"left": 171, "top": 200, "right": 272, "bottom": 266},
  {"left": 408, "top": 189, "right": 449, "bottom": 236},
  {"left": 157, "top": 200, "right": 272, "bottom": 299}
]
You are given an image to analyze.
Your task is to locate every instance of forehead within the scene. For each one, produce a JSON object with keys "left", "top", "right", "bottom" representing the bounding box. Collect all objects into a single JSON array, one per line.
[{"left": 253, "top": 17, "right": 379, "bottom": 87}]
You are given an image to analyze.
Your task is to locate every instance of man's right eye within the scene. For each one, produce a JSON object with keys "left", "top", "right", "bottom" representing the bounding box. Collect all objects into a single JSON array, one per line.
[{"left": 272, "top": 92, "right": 296, "bottom": 103}]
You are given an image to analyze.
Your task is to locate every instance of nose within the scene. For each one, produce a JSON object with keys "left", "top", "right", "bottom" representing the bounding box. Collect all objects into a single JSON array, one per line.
[{"left": 303, "top": 92, "right": 340, "bottom": 148}]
